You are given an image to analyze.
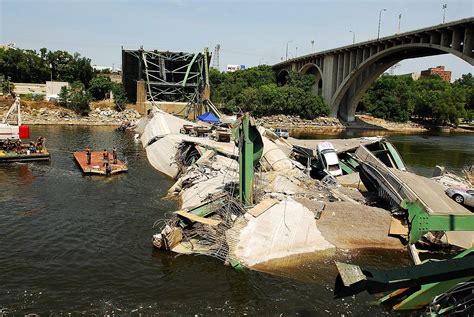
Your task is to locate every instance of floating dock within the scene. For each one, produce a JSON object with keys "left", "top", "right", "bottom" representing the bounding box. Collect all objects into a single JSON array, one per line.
[
  {"left": 0, "top": 149, "right": 50, "bottom": 162},
  {"left": 73, "top": 151, "right": 128, "bottom": 175}
]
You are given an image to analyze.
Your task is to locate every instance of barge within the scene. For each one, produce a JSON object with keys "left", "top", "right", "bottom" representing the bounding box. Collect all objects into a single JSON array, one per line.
[{"left": 73, "top": 151, "right": 128, "bottom": 175}]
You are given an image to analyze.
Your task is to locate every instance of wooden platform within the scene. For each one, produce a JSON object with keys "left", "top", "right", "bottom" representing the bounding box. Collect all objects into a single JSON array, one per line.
[
  {"left": 73, "top": 151, "right": 128, "bottom": 175},
  {"left": 0, "top": 150, "right": 51, "bottom": 162}
]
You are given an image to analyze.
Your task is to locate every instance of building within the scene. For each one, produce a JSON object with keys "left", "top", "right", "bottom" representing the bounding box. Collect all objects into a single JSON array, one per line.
[
  {"left": 420, "top": 66, "right": 452, "bottom": 82},
  {"left": 398, "top": 72, "right": 421, "bottom": 80},
  {"left": 226, "top": 64, "right": 246, "bottom": 72}
]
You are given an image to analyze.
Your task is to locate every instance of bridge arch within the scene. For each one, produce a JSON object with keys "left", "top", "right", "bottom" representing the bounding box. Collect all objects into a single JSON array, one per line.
[
  {"left": 332, "top": 43, "right": 474, "bottom": 121},
  {"left": 276, "top": 69, "right": 289, "bottom": 86},
  {"left": 299, "top": 63, "right": 323, "bottom": 95}
]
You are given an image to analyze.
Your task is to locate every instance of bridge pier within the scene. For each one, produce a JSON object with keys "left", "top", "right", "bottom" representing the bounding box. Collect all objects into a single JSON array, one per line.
[{"left": 321, "top": 55, "right": 338, "bottom": 117}]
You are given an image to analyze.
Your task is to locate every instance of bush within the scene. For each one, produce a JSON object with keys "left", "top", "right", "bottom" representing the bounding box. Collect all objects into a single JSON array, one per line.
[
  {"left": 23, "top": 93, "right": 33, "bottom": 101},
  {"left": 58, "top": 81, "right": 91, "bottom": 114},
  {"left": 33, "top": 94, "right": 45, "bottom": 101}
]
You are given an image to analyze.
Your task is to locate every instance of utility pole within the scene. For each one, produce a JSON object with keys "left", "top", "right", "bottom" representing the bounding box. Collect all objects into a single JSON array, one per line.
[
  {"left": 442, "top": 4, "right": 447, "bottom": 23},
  {"left": 285, "top": 40, "right": 292, "bottom": 61},
  {"left": 397, "top": 14, "right": 402, "bottom": 34},
  {"left": 349, "top": 30, "right": 355, "bottom": 44},
  {"left": 311, "top": 40, "right": 315, "bottom": 53},
  {"left": 377, "top": 8, "right": 387, "bottom": 40}
]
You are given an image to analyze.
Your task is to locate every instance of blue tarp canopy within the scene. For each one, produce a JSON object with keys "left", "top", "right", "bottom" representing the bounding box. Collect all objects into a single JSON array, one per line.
[{"left": 197, "top": 112, "right": 220, "bottom": 123}]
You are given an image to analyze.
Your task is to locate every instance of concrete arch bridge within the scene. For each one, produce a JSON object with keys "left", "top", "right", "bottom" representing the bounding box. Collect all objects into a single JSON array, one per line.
[{"left": 273, "top": 17, "right": 474, "bottom": 121}]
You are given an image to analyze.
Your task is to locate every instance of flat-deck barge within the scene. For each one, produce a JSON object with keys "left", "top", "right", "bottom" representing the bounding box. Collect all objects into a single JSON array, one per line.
[
  {"left": 73, "top": 151, "right": 128, "bottom": 175},
  {"left": 0, "top": 149, "right": 51, "bottom": 162}
]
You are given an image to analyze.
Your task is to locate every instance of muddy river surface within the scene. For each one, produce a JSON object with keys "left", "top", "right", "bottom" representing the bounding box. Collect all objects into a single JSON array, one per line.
[{"left": 1, "top": 126, "right": 472, "bottom": 316}]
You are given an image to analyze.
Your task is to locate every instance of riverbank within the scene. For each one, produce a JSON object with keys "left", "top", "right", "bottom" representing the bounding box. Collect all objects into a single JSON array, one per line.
[
  {"left": 0, "top": 99, "right": 141, "bottom": 126},
  {"left": 257, "top": 114, "right": 474, "bottom": 134},
  {"left": 257, "top": 114, "right": 427, "bottom": 132}
]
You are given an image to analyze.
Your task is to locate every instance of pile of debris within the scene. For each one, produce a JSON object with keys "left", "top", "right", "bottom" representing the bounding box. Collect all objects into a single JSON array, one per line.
[{"left": 137, "top": 109, "right": 412, "bottom": 272}]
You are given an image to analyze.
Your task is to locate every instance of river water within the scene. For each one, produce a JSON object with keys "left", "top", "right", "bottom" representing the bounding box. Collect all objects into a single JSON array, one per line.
[{"left": 1, "top": 126, "right": 472, "bottom": 316}]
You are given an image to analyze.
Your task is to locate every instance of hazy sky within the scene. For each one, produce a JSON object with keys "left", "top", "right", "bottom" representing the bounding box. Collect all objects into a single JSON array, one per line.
[{"left": 1, "top": 0, "right": 473, "bottom": 80}]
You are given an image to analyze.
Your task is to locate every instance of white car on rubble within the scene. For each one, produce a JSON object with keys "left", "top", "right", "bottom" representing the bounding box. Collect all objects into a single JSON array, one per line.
[
  {"left": 274, "top": 128, "right": 289, "bottom": 139},
  {"left": 316, "top": 142, "right": 342, "bottom": 177},
  {"left": 445, "top": 187, "right": 474, "bottom": 208}
]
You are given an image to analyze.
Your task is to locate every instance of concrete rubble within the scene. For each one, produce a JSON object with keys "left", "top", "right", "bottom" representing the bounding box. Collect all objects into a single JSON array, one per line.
[{"left": 136, "top": 109, "right": 439, "bottom": 273}]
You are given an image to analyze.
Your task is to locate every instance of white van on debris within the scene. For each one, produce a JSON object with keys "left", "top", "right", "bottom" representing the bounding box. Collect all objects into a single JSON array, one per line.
[
  {"left": 274, "top": 128, "right": 289, "bottom": 139},
  {"left": 316, "top": 142, "right": 342, "bottom": 177}
]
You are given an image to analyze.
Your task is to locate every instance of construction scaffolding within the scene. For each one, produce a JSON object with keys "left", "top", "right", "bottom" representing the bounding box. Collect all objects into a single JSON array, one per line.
[{"left": 122, "top": 48, "right": 211, "bottom": 105}]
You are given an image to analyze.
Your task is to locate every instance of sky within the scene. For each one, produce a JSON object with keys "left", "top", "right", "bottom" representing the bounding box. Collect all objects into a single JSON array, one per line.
[{"left": 0, "top": 0, "right": 473, "bottom": 80}]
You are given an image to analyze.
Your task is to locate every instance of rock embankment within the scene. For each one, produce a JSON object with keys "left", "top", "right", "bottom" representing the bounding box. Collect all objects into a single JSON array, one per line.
[
  {"left": 21, "top": 106, "right": 140, "bottom": 125},
  {"left": 256, "top": 114, "right": 427, "bottom": 132},
  {"left": 257, "top": 115, "right": 343, "bottom": 129}
]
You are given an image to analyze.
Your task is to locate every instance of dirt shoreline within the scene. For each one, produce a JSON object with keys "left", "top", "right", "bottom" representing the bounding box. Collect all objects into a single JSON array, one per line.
[{"left": 23, "top": 120, "right": 122, "bottom": 126}]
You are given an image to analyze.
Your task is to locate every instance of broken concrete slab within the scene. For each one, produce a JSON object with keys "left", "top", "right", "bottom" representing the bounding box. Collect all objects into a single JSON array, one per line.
[{"left": 235, "top": 198, "right": 335, "bottom": 267}]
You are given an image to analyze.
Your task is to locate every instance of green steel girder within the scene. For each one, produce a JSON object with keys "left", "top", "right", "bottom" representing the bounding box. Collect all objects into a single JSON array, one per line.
[
  {"left": 402, "top": 200, "right": 474, "bottom": 244},
  {"left": 334, "top": 248, "right": 474, "bottom": 300},
  {"left": 378, "top": 248, "right": 474, "bottom": 311},
  {"left": 232, "top": 113, "right": 263, "bottom": 206}
]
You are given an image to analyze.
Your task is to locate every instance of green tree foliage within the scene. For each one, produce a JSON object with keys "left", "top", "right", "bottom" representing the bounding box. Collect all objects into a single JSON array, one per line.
[
  {"left": 359, "top": 74, "right": 415, "bottom": 122},
  {"left": 360, "top": 73, "right": 472, "bottom": 124},
  {"left": 88, "top": 76, "right": 113, "bottom": 100},
  {"left": 110, "top": 82, "right": 127, "bottom": 111},
  {"left": 209, "top": 66, "right": 329, "bottom": 119},
  {"left": 0, "top": 48, "right": 94, "bottom": 87},
  {"left": 87, "top": 76, "right": 128, "bottom": 111},
  {"left": 58, "top": 81, "right": 92, "bottom": 114},
  {"left": 453, "top": 73, "right": 474, "bottom": 121}
]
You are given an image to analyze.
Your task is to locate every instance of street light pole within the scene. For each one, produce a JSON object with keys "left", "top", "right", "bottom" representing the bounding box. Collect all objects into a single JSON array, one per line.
[
  {"left": 442, "top": 4, "right": 447, "bottom": 23},
  {"left": 349, "top": 30, "right": 355, "bottom": 44},
  {"left": 295, "top": 46, "right": 298, "bottom": 58},
  {"left": 397, "top": 14, "right": 402, "bottom": 34},
  {"left": 285, "top": 41, "right": 292, "bottom": 61},
  {"left": 311, "top": 40, "right": 315, "bottom": 53},
  {"left": 377, "top": 8, "right": 387, "bottom": 40}
]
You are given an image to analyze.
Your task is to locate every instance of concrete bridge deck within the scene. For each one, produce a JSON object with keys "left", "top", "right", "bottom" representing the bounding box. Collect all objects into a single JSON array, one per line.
[
  {"left": 355, "top": 145, "right": 473, "bottom": 248},
  {"left": 390, "top": 168, "right": 472, "bottom": 216}
]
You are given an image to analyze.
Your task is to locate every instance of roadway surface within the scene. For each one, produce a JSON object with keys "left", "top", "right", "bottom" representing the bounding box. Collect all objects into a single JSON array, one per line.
[
  {"left": 390, "top": 168, "right": 472, "bottom": 216},
  {"left": 287, "top": 137, "right": 381, "bottom": 154},
  {"left": 390, "top": 168, "right": 473, "bottom": 249}
]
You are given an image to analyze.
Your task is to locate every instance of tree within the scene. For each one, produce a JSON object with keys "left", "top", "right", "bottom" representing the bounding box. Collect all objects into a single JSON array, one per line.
[
  {"left": 0, "top": 47, "right": 94, "bottom": 87},
  {"left": 58, "top": 81, "right": 91, "bottom": 114},
  {"left": 359, "top": 74, "right": 415, "bottom": 122},
  {"left": 453, "top": 73, "right": 474, "bottom": 114},
  {"left": 88, "top": 76, "right": 113, "bottom": 100},
  {"left": 87, "top": 76, "right": 127, "bottom": 111},
  {"left": 110, "top": 82, "right": 127, "bottom": 111},
  {"left": 360, "top": 73, "right": 469, "bottom": 124}
]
